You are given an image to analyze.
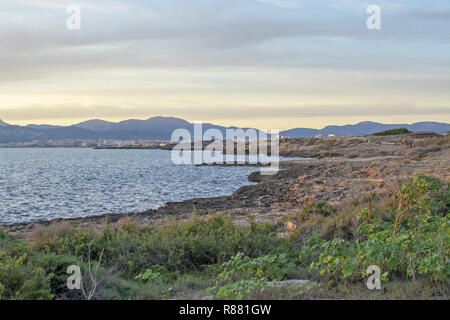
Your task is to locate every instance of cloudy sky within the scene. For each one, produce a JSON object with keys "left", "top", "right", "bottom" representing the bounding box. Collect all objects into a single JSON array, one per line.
[{"left": 0, "top": 0, "right": 449, "bottom": 130}]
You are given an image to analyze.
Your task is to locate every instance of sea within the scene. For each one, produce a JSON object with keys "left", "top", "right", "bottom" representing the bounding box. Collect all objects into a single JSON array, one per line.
[{"left": 0, "top": 148, "right": 283, "bottom": 224}]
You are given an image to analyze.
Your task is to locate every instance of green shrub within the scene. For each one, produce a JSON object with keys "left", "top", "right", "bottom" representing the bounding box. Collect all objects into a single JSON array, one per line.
[
  {"left": 30, "top": 253, "right": 81, "bottom": 299},
  {"left": 215, "top": 252, "right": 295, "bottom": 281},
  {"left": 302, "top": 201, "right": 337, "bottom": 217},
  {"left": 373, "top": 128, "right": 411, "bottom": 136},
  {"left": 0, "top": 252, "right": 53, "bottom": 300},
  {"left": 213, "top": 278, "right": 267, "bottom": 300},
  {"left": 135, "top": 265, "right": 177, "bottom": 284},
  {"left": 0, "top": 230, "right": 54, "bottom": 300},
  {"left": 31, "top": 214, "right": 293, "bottom": 276},
  {"left": 308, "top": 174, "right": 449, "bottom": 282},
  {"left": 206, "top": 252, "right": 295, "bottom": 299}
]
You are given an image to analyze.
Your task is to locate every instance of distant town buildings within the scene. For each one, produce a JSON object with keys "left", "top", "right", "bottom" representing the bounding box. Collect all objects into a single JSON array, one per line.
[
  {"left": 0, "top": 140, "right": 97, "bottom": 148},
  {"left": 0, "top": 139, "right": 173, "bottom": 149}
]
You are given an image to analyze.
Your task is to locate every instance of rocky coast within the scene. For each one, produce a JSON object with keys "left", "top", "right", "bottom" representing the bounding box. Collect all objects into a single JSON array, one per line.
[{"left": 7, "top": 134, "right": 449, "bottom": 237}]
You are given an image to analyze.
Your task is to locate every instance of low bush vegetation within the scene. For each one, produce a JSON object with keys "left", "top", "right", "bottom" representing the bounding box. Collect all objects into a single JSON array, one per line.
[
  {"left": 414, "top": 135, "right": 450, "bottom": 147},
  {"left": 2, "top": 214, "right": 297, "bottom": 299},
  {"left": 304, "top": 174, "right": 449, "bottom": 293},
  {"left": 0, "top": 232, "right": 53, "bottom": 300},
  {"left": 372, "top": 128, "right": 411, "bottom": 136},
  {"left": 31, "top": 214, "right": 292, "bottom": 276},
  {"left": 0, "top": 174, "right": 448, "bottom": 300},
  {"left": 206, "top": 252, "right": 295, "bottom": 299}
]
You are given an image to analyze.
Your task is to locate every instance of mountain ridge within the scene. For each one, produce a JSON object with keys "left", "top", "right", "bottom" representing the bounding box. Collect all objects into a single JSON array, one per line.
[
  {"left": 282, "top": 121, "right": 450, "bottom": 138},
  {"left": 0, "top": 117, "right": 449, "bottom": 143}
]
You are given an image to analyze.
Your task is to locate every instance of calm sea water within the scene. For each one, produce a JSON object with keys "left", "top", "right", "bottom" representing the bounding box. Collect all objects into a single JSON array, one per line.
[{"left": 0, "top": 148, "right": 264, "bottom": 224}]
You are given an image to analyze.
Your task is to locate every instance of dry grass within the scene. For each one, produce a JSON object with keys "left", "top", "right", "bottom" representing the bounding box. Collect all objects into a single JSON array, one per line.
[
  {"left": 413, "top": 135, "right": 450, "bottom": 147},
  {"left": 245, "top": 277, "right": 448, "bottom": 300},
  {"left": 282, "top": 198, "right": 362, "bottom": 240}
]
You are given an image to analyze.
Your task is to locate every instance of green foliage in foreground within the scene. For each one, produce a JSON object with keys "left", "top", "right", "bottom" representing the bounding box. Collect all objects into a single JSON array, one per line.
[
  {"left": 301, "top": 201, "right": 337, "bottom": 217},
  {"left": 0, "top": 174, "right": 448, "bottom": 300},
  {"left": 0, "top": 232, "right": 53, "bottom": 300},
  {"left": 31, "top": 214, "right": 292, "bottom": 276},
  {"left": 206, "top": 253, "right": 295, "bottom": 299},
  {"left": 307, "top": 174, "right": 449, "bottom": 282},
  {"left": 372, "top": 127, "right": 411, "bottom": 136},
  {"left": 135, "top": 265, "right": 177, "bottom": 285},
  {"left": 2, "top": 214, "right": 295, "bottom": 300}
]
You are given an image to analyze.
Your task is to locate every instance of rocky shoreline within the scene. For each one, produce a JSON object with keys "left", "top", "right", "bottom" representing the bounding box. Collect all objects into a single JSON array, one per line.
[{"left": 5, "top": 135, "right": 449, "bottom": 237}]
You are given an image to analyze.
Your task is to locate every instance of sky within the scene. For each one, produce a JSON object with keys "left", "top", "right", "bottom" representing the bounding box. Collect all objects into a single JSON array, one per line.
[{"left": 0, "top": 0, "right": 449, "bottom": 130}]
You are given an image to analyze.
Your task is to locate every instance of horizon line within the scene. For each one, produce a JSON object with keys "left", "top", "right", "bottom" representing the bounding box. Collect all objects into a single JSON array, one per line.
[{"left": 1, "top": 116, "right": 449, "bottom": 132}]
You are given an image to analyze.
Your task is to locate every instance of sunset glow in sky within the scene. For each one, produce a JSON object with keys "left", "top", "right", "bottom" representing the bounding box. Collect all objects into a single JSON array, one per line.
[{"left": 1, "top": 0, "right": 449, "bottom": 130}]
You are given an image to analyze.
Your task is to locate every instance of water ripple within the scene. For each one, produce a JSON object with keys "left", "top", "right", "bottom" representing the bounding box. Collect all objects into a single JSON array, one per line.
[{"left": 0, "top": 148, "right": 258, "bottom": 224}]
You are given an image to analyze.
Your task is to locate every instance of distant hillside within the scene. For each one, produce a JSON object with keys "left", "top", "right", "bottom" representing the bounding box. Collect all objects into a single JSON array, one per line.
[
  {"left": 26, "top": 124, "right": 64, "bottom": 130},
  {"left": 73, "top": 119, "right": 121, "bottom": 131},
  {"left": 0, "top": 117, "right": 263, "bottom": 143},
  {"left": 0, "top": 117, "right": 449, "bottom": 143},
  {"left": 74, "top": 116, "right": 192, "bottom": 133},
  {"left": 280, "top": 121, "right": 450, "bottom": 138}
]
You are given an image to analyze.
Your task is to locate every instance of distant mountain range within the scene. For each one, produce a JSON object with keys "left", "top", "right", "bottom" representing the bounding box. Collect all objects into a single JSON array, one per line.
[
  {"left": 0, "top": 117, "right": 449, "bottom": 143},
  {"left": 0, "top": 119, "right": 10, "bottom": 127},
  {"left": 281, "top": 121, "right": 450, "bottom": 138},
  {"left": 0, "top": 117, "right": 262, "bottom": 143}
]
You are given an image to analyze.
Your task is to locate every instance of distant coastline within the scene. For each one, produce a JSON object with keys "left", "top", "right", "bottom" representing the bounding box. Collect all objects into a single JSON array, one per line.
[{"left": 1, "top": 117, "right": 449, "bottom": 145}]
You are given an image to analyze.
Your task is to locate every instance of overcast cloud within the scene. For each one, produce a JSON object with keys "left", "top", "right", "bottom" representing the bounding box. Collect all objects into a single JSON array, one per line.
[{"left": 0, "top": 0, "right": 449, "bottom": 129}]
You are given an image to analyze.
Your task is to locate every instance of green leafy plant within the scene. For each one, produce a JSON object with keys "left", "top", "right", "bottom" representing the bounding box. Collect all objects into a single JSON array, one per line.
[
  {"left": 135, "top": 265, "right": 177, "bottom": 284},
  {"left": 302, "top": 201, "right": 337, "bottom": 217},
  {"left": 0, "top": 252, "right": 53, "bottom": 300},
  {"left": 309, "top": 174, "right": 449, "bottom": 282},
  {"left": 214, "top": 278, "right": 267, "bottom": 300},
  {"left": 207, "top": 252, "right": 295, "bottom": 299},
  {"left": 372, "top": 128, "right": 411, "bottom": 136}
]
